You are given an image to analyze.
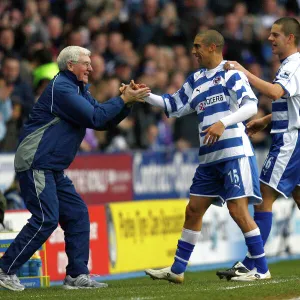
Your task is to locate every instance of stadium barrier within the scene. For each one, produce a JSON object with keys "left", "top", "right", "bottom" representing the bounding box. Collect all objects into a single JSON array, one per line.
[
  {"left": 1, "top": 149, "right": 300, "bottom": 284},
  {"left": 4, "top": 197, "right": 300, "bottom": 284},
  {"left": 0, "top": 149, "right": 269, "bottom": 201}
]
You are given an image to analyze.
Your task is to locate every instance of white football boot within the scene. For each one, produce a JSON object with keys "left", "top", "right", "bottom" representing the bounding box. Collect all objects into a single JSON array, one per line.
[
  {"left": 145, "top": 267, "right": 184, "bottom": 284},
  {"left": 231, "top": 268, "right": 271, "bottom": 281}
]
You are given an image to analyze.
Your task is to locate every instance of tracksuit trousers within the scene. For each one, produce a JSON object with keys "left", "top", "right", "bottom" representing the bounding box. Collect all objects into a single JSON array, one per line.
[{"left": 0, "top": 169, "right": 90, "bottom": 276}]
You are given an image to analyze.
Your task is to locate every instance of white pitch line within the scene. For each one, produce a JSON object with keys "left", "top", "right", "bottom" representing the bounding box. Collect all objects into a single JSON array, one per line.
[{"left": 219, "top": 278, "right": 297, "bottom": 290}]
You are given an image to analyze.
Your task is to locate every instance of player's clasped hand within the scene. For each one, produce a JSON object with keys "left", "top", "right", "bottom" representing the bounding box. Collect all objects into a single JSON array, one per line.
[
  {"left": 120, "top": 80, "right": 151, "bottom": 105},
  {"left": 202, "top": 121, "right": 225, "bottom": 146}
]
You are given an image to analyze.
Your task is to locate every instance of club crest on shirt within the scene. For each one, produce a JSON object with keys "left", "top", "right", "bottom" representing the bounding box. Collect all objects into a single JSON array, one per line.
[
  {"left": 213, "top": 76, "right": 221, "bottom": 85},
  {"left": 279, "top": 70, "right": 291, "bottom": 79}
]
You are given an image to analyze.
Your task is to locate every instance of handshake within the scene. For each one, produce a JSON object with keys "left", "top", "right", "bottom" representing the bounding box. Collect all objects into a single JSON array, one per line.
[{"left": 119, "top": 80, "right": 150, "bottom": 105}]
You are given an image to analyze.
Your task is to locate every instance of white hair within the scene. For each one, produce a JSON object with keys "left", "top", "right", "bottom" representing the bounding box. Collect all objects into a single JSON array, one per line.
[{"left": 57, "top": 46, "right": 91, "bottom": 71}]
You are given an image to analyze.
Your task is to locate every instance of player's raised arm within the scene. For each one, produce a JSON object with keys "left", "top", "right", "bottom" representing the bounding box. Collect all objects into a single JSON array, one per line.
[{"left": 225, "top": 61, "right": 284, "bottom": 100}]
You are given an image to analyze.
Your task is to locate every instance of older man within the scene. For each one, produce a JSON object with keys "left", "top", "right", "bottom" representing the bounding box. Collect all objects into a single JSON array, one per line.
[{"left": 0, "top": 46, "right": 150, "bottom": 291}]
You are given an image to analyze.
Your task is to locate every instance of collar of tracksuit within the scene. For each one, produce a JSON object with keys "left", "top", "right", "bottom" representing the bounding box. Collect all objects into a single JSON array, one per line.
[{"left": 61, "top": 70, "right": 91, "bottom": 94}]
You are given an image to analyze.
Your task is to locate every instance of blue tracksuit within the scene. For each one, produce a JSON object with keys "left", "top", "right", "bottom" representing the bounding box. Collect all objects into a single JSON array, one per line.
[{"left": 0, "top": 70, "right": 130, "bottom": 275}]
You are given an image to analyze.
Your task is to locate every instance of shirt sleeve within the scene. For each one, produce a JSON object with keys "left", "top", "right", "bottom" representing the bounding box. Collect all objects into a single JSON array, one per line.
[
  {"left": 162, "top": 74, "right": 196, "bottom": 118},
  {"left": 145, "top": 93, "right": 165, "bottom": 108},
  {"left": 273, "top": 61, "right": 299, "bottom": 97},
  {"left": 52, "top": 82, "right": 126, "bottom": 130},
  {"left": 225, "top": 70, "right": 258, "bottom": 105},
  {"left": 89, "top": 93, "right": 132, "bottom": 130},
  {"left": 220, "top": 99, "right": 257, "bottom": 128}
]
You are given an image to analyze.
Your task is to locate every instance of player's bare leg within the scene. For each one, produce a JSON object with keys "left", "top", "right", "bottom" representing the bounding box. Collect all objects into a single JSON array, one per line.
[{"left": 145, "top": 196, "right": 212, "bottom": 283}]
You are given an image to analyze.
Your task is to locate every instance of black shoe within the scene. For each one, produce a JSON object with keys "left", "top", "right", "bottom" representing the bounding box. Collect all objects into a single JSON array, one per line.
[{"left": 216, "top": 261, "right": 250, "bottom": 281}]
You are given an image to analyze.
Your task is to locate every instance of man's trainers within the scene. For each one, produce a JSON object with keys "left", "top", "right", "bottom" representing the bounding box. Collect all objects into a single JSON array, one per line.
[
  {"left": 62, "top": 274, "right": 108, "bottom": 289},
  {"left": 216, "top": 261, "right": 250, "bottom": 280},
  {"left": 231, "top": 268, "right": 271, "bottom": 281},
  {"left": 0, "top": 268, "right": 25, "bottom": 291},
  {"left": 145, "top": 267, "right": 184, "bottom": 284}
]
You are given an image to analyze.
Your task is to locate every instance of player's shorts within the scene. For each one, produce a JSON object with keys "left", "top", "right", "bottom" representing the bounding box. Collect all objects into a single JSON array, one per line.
[
  {"left": 260, "top": 130, "right": 300, "bottom": 198},
  {"left": 190, "top": 156, "right": 262, "bottom": 207}
]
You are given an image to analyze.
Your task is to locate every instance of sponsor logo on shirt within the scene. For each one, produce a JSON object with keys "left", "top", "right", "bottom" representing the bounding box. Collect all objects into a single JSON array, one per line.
[
  {"left": 206, "top": 94, "right": 224, "bottom": 105},
  {"left": 279, "top": 70, "right": 291, "bottom": 79},
  {"left": 198, "top": 94, "right": 224, "bottom": 111}
]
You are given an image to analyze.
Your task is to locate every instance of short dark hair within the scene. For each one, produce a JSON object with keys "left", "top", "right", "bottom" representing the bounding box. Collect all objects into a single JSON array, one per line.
[
  {"left": 274, "top": 17, "right": 300, "bottom": 45},
  {"left": 196, "top": 30, "right": 225, "bottom": 52}
]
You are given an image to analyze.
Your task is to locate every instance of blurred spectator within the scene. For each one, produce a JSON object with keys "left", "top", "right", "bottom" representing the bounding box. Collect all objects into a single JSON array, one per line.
[
  {"left": 0, "top": 95, "right": 22, "bottom": 152},
  {"left": 144, "top": 123, "right": 159, "bottom": 150},
  {"left": 22, "top": 0, "right": 48, "bottom": 51},
  {"left": 115, "top": 59, "right": 133, "bottom": 84},
  {"left": 0, "top": 27, "right": 16, "bottom": 59},
  {"left": 176, "top": 55, "right": 192, "bottom": 77},
  {"left": 46, "top": 16, "right": 64, "bottom": 56},
  {"left": 66, "top": 28, "right": 84, "bottom": 47},
  {"left": 131, "top": 103, "right": 161, "bottom": 149},
  {"left": 173, "top": 114, "right": 200, "bottom": 151},
  {"left": 122, "top": 40, "right": 139, "bottom": 69},
  {"left": 90, "top": 31, "right": 108, "bottom": 56},
  {"left": 0, "top": 78, "right": 12, "bottom": 143},
  {"left": 156, "top": 113, "right": 174, "bottom": 149},
  {"left": 221, "top": 13, "right": 248, "bottom": 62},
  {"left": 129, "top": 0, "right": 162, "bottom": 50},
  {"left": 143, "top": 43, "right": 159, "bottom": 61},
  {"left": 154, "top": 70, "right": 169, "bottom": 94},
  {"left": 4, "top": 176, "right": 25, "bottom": 210},
  {"left": 89, "top": 54, "right": 106, "bottom": 99},
  {"left": 176, "top": 0, "right": 210, "bottom": 44},
  {"left": 1, "top": 54, "right": 34, "bottom": 120},
  {"left": 106, "top": 117, "right": 135, "bottom": 152},
  {"left": 154, "top": 2, "right": 188, "bottom": 47},
  {"left": 104, "top": 32, "right": 124, "bottom": 75},
  {"left": 37, "top": 0, "right": 52, "bottom": 22},
  {"left": 30, "top": 48, "right": 59, "bottom": 93},
  {"left": 246, "top": 62, "right": 265, "bottom": 95}
]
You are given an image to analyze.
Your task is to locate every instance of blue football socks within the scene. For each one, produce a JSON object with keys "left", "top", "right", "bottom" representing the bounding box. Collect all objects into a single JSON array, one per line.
[{"left": 242, "top": 212, "right": 272, "bottom": 271}]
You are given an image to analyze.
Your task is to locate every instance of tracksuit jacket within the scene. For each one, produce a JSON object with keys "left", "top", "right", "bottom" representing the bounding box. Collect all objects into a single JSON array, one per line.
[{"left": 15, "top": 70, "right": 130, "bottom": 171}]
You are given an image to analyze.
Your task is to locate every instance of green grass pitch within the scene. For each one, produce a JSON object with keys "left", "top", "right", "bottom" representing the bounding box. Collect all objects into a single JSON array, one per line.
[{"left": 1, "top": 260, "right": 300, "bottom": 300}]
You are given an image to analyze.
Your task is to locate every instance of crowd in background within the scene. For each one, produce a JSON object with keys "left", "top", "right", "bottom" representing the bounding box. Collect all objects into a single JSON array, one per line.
[{"left": 0, "top": 0, "right": 299, "bottom": 154}]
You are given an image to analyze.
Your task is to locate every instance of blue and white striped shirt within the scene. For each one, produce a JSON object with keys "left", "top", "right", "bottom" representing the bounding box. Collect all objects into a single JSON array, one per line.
[
  {"left": 163, "top": 61, "right": 257, "bottom": 166},
  {"left": 272, "top": 52, "right": 300, "bottom": 133}
]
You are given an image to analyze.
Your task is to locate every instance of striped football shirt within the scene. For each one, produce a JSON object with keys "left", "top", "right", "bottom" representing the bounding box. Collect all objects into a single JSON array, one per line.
[
  {"left": 162, "top": 60, "right": 257, "bottom": 166},
  {"left": 272, "top": 52, "right": 300, "bottom": 133}
]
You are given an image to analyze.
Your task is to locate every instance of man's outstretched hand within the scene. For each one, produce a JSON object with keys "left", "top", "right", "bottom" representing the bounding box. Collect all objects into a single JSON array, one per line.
[
  {"left": 120, "top": 80, "right": 150, "bottom": 105},
  {"left": 119, "top": 80, "right": 147, "bottom": 94}
]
